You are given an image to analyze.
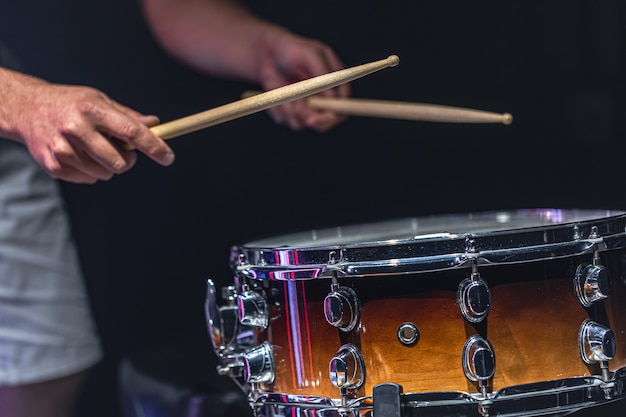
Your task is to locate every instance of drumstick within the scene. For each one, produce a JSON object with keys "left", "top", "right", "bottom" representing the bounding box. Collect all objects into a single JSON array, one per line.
[
  {"left": 241, "top": 92, "right": 513, "bottom": 125},
  {"left": 149, "top": 55, "right": 400, "bottom": 140}
]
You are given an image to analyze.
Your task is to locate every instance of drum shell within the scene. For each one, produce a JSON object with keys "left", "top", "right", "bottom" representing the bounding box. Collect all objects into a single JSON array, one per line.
[{"left": 261, "top": 248, "right": 626, "bottom": 397}]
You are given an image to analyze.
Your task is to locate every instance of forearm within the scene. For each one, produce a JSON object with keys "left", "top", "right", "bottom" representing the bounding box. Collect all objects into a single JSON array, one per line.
[
  {"left": 141, "top": 0, "right": 289, "bottom": 83},
  {"left": 0, "top": 67, "right": 47, "bottom": 143}
]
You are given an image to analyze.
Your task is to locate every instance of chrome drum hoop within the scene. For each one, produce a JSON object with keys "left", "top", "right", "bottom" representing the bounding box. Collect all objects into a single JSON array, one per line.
[
  {"left": 253, "top": 368, "right": 626, "bottom": 417},
  {"left": 233, "top": 209, "right": 626, "bottom": 281}
]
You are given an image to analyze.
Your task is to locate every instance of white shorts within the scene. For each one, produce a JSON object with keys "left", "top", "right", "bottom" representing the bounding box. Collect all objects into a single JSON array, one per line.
[{"left": 0, "top": 140, "right": 103, "bottom": 386}]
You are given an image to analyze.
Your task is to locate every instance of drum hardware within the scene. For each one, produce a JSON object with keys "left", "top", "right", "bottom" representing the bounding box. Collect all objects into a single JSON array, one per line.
[
  {"left": 205, "top": 279, "right": 241, "bottom": 355},
  {"left": 458, "top": 238, "right": 491, "bottom": 323},
  {"left": 575, "top": 262, "right": 610, "bottom": 307},
  {"left": 205, "top": 279, "right": 259, "bottom": 381},
  {"left": 457, "top": 262, "right": 491, "bottom": 323},
  {"left": 252, "top": 373, "right": 626, "bottom": 417},
  {"left": 578, "top": 319, "right": 616, "bottom": 382},
  {"left": 243, "top": 342, "right": 276, "bottom": 384},
  {"left": 373, "top": 383, "right": 403, "bottom": 417},
  {"left": 324, "top": 282, "right": 360, "bottom": 332},
  {"left": 462, "top": 335, "right": 496, "bottom": 416},
  {"left": 396, "top": 322, "right": 420, "bottom": 346},
  {"left": 574, "top": 237, "right": 610, "bottom": 307},
  {"left": 329, "top": 344, "right": 366, "bottom": 406},
  {"left": 323, "top": 252, "right": 359, "bottom": 334},
  {"left": 237, "top": 285, "right": 270, "bottom": 329}
]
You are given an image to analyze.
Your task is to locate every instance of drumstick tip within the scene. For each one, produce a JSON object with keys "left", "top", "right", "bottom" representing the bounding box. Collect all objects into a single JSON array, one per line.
[
  {"left": 387, "top": 55, "right": 400, "bottom": 67},
  {"left": 502, "top": 113, "right": 513, "bottom": 125}
]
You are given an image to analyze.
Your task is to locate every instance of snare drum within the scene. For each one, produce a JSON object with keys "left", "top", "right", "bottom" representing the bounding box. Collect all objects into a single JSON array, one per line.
[{"left": 206, "top": 209, "right": 626, "bottom": 417}]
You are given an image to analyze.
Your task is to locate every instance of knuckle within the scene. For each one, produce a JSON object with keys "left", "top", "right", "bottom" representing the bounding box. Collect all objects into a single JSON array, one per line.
[
  {"left": 117, "top": 120, "right": 141, "bottom": 140},
  {"left": 59, "top": 119, "right": 81, "bottom": 137},
  {"left": 75, "top": 98, "right": 101, "bottom": 118},
  {"left": 49, "top": 140, "right": 74, "bottom": 160}
]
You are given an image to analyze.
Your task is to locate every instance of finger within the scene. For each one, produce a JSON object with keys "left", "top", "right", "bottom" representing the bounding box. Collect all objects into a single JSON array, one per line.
[
  {"left": 109, "top": 99, "right": 158, "bottom": 122},
  {"left": 65, "top": 128, "right": 139, "bottom": 175},
  {"left": 260, "top": 71, "right": 294, "bottom": 128},
  {"left": 269, "top": 99, "right": 306, "bottom": 131},
  {"left": 138, "top": 114, "right": 160, "bottom": 127},
  {"left": 52, "top": 165, "right": 101, "bottom": 184},
  {"left": 305, "top": 111, "right": 347, "bottom": 133},
  {"left": 49, "top": 136, "right": 119, "bottom": 180},
  {"left": 93, "top": 106, "right": 174, "bottom": 166},
  {"left": 110, "top": 100, "right": 161, "bottom": 128},
  {"left": 266, "top": 106, "right": 287, "bottom": 126},
  {"left": 308, "top": 50, "right": 350, "bottom": 100},
  {"left": 37, "top": 145, "right": 103, "bottom": 184}
]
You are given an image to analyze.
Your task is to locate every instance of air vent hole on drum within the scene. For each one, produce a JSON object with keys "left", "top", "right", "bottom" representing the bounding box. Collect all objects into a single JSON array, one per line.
[{"left": 397, "top": 322, "right": 420, "bottom": 346}]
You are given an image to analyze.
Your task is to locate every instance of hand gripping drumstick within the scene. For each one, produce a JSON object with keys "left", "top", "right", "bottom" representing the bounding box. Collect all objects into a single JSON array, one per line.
[
  {"left": 149, "top": 55, "right": 400, "bottom": 140},
  {"left": 241, "top": 93, "right": 513, "bottom": 125}
]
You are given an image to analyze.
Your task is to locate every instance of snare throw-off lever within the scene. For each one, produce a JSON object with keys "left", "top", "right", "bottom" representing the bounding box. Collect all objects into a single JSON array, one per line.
[{"left": 205, "top": 279, "right": 264, "bottom": 380}]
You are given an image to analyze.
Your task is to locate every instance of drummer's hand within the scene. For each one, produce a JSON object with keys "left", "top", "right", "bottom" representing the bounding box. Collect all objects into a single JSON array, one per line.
[
  {"left": 258, "top": 32, "right": 350, "bottom": 133},
  {"left": 7, "top": 76, "right": 174, "bottom": 184}
]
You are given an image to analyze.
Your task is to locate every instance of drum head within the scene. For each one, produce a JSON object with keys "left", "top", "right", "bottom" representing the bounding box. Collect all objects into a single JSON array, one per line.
[{"left": 234, "top": 209, "right": 626, "bottom": 280}]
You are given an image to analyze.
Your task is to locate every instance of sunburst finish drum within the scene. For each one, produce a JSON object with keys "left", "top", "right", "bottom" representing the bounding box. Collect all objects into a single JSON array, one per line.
[{"left": 206, "top": 209, "right": 626, "bottom": 417}]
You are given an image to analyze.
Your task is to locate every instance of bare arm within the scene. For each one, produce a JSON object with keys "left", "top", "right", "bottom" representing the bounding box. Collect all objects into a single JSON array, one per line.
[
  {"left": 141, "top": 0, "right": 350, "bottom": 131},
  {"left": 0, "top": 67, "right": 174, "bottom": 183}
]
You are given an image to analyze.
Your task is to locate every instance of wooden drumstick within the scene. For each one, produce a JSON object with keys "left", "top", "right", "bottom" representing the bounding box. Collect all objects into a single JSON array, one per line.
[
  {"left": 241, "top": 92, "right": 513, "bottom": 125},
  {"left": 150, "top": 55, "right": 400, "bottom": 140},
  {"left": 308, "top": 97, "right": 513, "bottom": 124}
]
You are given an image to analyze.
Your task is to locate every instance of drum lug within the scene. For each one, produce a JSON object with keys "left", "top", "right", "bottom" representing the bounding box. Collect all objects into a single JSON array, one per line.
[
  {"left": 242, "top": 342, "right": 275, "bottom": 384},
  {"left": 457, "top": 262, "right": 491, "bottom": 323},
  {"left": 579, "top": 319, "right": 616, "bottom": 382},
  {"left": 237, "top": 286, "right": 269, "bottom": 329},
  {"left": 329, "top": 343, "right": 366, "bottom": 390},
  {"left": 574, "top": 244, "right": 611, "bottom": 307},
  {"left": 462, "top": 334, "right": 496, "bottom": 416},
  {"left": 462, "top": 335, "right": 496, "bottom": 383},
  {"left": 575, "top": 263, "right": 610, "bottom": 307},
  {"left": 324, "top": 283, "right": 360, "bottom": 332}
]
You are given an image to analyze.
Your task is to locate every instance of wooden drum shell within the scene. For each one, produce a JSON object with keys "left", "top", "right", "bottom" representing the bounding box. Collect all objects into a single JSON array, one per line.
[{"left": 266, "top": 251, "right": 626, "bottom": 398}]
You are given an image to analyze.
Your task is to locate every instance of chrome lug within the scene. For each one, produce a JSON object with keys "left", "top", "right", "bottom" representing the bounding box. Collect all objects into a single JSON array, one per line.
[
  {"left": 457, "top": 275, "right": 491, "bottom": 323},
  {"left": 324, "top": 286, "right": 360, "bottom": 332},
  {"left": 237, "top": 289, "right": 269, "bottom": 329},
  {"left": 243, "top": 342, "right": 275, "bottom": 383},
  {"left": 579, "top": 319, "right": 616, "bottom": 364},
  {"left": 462, "top": 335, "right": 496, "bottom": 383},
  {"left": 329, "top": 344, "right": 366, "bottom": 389},
  {"left": 574, "top": 263, "right": 610, "bottom": 307}
]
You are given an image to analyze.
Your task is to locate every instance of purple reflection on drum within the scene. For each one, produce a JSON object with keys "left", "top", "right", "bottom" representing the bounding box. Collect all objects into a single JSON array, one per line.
[
  {"left": 516, "top": 208, "right": 565, "bottom": 223},
  {"left": 281, "top": 246, "right": 316, "bottom": 389}
]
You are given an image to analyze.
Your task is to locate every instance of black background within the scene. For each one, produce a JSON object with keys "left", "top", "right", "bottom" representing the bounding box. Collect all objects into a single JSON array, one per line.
[{"left": 1, "top": 1, "right": 626, "bottom": 416}]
